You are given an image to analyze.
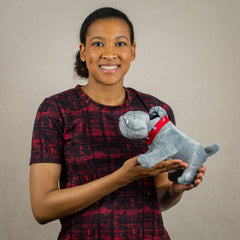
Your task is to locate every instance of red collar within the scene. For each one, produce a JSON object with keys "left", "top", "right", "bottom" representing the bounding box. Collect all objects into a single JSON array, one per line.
[{"left": 145, "top": 115, "right": 170, "bottom": 145}]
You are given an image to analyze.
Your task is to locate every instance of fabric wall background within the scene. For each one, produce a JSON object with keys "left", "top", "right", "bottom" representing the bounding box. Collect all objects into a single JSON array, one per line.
[{"left": 0, "top": 0, "right": 239, "bottom": 239}]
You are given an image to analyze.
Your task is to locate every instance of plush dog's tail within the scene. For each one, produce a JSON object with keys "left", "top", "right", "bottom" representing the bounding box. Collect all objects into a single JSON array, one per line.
[{"left": 205, "top": 144, "right": 220, "bottom": 158}]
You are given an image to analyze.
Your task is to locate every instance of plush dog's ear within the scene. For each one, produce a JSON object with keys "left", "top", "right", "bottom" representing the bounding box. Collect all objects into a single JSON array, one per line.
[
  {"left": 149, "top": 112, "right": 159, "bottom": 120},
  {"left": 149, "top": 106, "right": 167, "bottom": 118}
]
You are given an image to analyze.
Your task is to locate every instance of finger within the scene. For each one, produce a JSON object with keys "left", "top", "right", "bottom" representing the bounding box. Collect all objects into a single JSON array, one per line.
[
  {"left": 151, "top": 159, "right": 187, "bottom": 170},
  {"left": 184, "top": 183, "right": 195, "bottom": 191},
  {"left": 174, "top": 176, "right": 202, "bottom": 192},
  {"left": 132, "top": 156, "right": 140, "bottom": 166},
  {"left": 149, "top": 163, "right": 172, "bottom": 173},
  {"left": 130, "top": 156, "right": 141, "bottom": 167},
  {"left": 168, "top": 159, "right": 187, "bottom": 166},
  {"left": 199, "top": 165, "right": 206, "bottom": 173},
  {"left": 173, "top": 183, "right": 194, "bottom": 192},
  {"left": 196, "top": 172, "right": 204, "bottom": 179},
  {"left": 193, "top": 176, "right": 203, "bottom": 187},
  {"left": 152, "top": 159, "right": 182, "bottom": 168},
  {"left": 170, "top": 159, "right": 188, "bottom": 168}
]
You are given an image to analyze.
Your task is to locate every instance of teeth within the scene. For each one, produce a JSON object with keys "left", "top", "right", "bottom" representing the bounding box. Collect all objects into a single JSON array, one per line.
[{"left": 100, "top": 65, "right": 118, "bottom": 70}]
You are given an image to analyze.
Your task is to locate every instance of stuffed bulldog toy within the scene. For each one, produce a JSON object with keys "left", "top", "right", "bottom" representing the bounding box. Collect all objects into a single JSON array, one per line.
[{"left": 119, "top": 106, "right": 220, "bottom": 185}]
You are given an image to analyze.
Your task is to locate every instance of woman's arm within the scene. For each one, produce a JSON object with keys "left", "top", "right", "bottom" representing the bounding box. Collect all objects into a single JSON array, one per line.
[
  {"left": 155, "top": 165, "right": 206, "bottom": 212},
  {"left": 30, "top": 162, "right": 128, "bottom": 224},
  {"left": 155, "top": 172, "right": 184, "bottom": 212},
  {"left": 30, "top": 157, "right": 186, "bottom": 224}
]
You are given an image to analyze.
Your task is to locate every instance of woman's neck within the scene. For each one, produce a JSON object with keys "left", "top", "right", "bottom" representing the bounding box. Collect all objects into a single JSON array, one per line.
[{"left": 81, "top": 82, "right": 126, "bottom": 106}]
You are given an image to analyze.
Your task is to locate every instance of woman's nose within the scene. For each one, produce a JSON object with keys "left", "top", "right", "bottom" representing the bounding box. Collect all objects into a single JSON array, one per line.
[{"left": 101, "top": 47, "right": 117, "bottom": 60}]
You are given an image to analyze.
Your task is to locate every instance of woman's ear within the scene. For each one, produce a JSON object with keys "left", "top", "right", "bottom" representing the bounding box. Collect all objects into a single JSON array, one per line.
[
  {"left": 79, "top": 43, "right": 86, "bottom": 62},
  {"left": 131, "top": 42, "right": 136, "bottom": 61}
]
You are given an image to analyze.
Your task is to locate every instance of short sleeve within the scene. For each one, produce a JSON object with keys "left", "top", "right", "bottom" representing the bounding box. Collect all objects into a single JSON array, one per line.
[{"left": 30, "top": 97, "right": 64, "bottom": 165}]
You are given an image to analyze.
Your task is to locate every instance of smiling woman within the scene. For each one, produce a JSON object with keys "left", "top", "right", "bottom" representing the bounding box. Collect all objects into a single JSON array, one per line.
[
  {"left": 75, "top": 7, "right": 135, "bottom": 79},
  {"left": 30, "top": 7, "right": 206, "bottom": 240},
  {"left": 79, "top": 17, "right": 136, "bottom": 105}
]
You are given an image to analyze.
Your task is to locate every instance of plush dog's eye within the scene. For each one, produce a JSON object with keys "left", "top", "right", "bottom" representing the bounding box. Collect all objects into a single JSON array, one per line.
[{"left": 123, "top": 116, "right": 129, "bottom": 126}]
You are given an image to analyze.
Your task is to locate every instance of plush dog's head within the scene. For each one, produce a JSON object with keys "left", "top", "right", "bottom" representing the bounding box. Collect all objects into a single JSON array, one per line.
[
  {"left": 119, "top": 106, "right": 168, "bottom": 140},
  {"left": 119, "top": 110, "right": 150, "bottom": 139}
]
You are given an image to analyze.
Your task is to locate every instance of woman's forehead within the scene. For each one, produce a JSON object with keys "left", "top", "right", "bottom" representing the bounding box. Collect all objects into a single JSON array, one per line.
[{"left": 86, "top": 18, "right": 131, "bottom": 40}]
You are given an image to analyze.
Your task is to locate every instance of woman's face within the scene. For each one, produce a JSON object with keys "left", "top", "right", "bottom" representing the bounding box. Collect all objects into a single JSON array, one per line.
[{"left": 80, "top": 17, "right": 136, "bottom": 87}]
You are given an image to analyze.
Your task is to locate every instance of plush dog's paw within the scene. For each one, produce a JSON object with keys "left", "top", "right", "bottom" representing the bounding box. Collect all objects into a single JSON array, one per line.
[
  {"left": 177, "top": 173, "right": 195, "bottom": 185},
  {"left": 137, "top": 155, "right": 153, "bottom": 168}
]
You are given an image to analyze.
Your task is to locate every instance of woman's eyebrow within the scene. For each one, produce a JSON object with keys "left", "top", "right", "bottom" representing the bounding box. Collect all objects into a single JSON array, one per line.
[
  {"left": 90, "top": 36, "right": 104, "bottom": 41},
  {"left": 90, "top": 35, "right": 129, "bottom": 41},
  {"left": 116, "top": 35, "right": 129, "bottom": 40}
]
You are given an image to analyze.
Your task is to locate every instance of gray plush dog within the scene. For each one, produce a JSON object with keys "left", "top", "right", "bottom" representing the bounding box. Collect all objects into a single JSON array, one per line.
[{"left": 119, "top": 106, "right": 220, "bottom": 185}]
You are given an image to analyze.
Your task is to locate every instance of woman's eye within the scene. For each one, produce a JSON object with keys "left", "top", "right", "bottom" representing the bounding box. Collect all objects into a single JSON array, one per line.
[
  {"left": 93, "top": 42, "right": 103, "bottom": 47},
  {"left": 116, "top": 42, "right": 126, "bottom": 47}
]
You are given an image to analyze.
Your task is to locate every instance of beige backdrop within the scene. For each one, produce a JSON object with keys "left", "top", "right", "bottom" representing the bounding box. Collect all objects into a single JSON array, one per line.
[{"left": 1, "top": 0, "right": 239, "bottom": 239}]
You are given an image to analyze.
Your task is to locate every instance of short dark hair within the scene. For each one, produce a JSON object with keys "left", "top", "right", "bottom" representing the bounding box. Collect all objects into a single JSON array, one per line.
[{"left": 74, "top": 7, "right": 135, "bottom": 78}]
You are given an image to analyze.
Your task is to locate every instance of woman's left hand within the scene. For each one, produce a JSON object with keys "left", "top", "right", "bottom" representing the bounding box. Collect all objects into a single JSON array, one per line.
[{"left": 171, "top": 165, "right": 206, "bottom": 193}]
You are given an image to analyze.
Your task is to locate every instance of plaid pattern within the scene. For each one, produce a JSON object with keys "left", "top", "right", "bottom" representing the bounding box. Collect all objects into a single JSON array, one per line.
[{"left": 31, "top": 85, "right": 175, "bottom": 240}]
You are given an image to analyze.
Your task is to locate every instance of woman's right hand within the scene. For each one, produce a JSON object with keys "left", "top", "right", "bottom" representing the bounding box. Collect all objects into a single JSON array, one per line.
[
  {"left": 116, "top": 156, "right": 188, "bottom": 185},
  {"left": 30, "top": 156, "right": 187, "bottom": 224}
]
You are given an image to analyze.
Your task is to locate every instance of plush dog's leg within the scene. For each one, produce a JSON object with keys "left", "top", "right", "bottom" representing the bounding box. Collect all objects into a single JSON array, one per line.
[
  {"left": 177, "top": 152, "right": 204, "bottom": 185},
  {"left": 138, "top": 148, "right": 169, "bottom": 168},
  {"left": 177, "top": 144, "right": 219, "bottom": 184}
]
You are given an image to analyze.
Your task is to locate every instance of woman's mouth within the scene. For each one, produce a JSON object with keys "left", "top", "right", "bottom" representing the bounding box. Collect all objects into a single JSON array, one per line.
[{"left": 100, "top": 65, "right": 119, "bottom": 73}]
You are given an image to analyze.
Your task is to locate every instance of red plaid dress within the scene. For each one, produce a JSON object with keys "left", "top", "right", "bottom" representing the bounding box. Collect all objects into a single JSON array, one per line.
[{"left": 30, "top": 85, "right": 175, "bottom": 240}]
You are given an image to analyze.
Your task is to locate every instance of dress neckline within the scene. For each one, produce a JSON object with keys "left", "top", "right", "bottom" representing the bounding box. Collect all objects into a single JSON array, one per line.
[{"left": 74, "top": 85, "right": 131, "bottom": 110}]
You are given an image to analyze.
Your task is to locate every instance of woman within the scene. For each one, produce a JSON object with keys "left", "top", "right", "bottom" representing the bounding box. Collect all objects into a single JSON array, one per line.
[{"left": 30, "top": 7, "right": 205, "bottom": 240}]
